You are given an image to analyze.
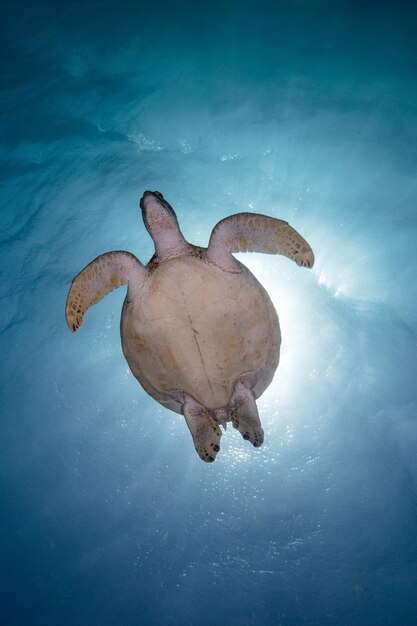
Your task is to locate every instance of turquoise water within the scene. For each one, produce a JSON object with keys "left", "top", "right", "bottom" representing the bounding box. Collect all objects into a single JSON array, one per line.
[{"left": 1, "top": 1, "right": 417, "bottom": 624}]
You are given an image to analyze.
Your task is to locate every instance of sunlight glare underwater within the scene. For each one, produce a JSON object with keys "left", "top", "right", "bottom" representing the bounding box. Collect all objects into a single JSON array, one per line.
[{"left": 1, "top": 1, "right": 417, "bottom": 625}]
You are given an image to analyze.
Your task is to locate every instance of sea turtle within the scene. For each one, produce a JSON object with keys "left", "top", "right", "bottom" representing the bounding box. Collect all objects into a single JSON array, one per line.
[{"left": 66, "top": 191, "right": 314, "bottom": 462}]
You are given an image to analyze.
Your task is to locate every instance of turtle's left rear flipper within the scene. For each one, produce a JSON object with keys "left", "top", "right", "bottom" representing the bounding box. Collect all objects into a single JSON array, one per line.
[{"left": 183, "top": 396, "right": 222, "bottom": 463}]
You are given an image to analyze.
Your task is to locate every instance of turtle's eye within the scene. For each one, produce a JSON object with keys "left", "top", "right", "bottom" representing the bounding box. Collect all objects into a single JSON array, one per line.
[{"left": 154, "top": 191, "right": 164, "bottom": 199}]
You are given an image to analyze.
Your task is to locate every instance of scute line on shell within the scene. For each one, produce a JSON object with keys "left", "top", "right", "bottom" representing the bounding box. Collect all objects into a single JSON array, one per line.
[
  {"left": 175, "top": 272, "right": 216, "bottom": 402},
  {"left": 187, "top": 295, "right": 230, "bottom": 316}
]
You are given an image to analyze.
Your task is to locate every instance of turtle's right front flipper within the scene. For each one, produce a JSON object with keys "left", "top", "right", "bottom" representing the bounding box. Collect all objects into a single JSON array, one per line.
[
  {"left": 208, "top": 213, "right": 314, "bottom": 269},
  {"left": 66, "top": 251, "right": 145, "bottom": 332}
]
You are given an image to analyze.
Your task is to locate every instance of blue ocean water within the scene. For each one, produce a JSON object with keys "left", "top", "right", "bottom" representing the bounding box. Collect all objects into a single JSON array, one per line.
[{"left": 1, "top": 1, "right": 417, "bottom": 624}]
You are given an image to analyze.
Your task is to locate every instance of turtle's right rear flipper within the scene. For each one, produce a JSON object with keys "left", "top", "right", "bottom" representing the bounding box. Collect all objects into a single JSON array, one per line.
[{"left": 229, "top": 381, "right": 264, "bottom": 448}]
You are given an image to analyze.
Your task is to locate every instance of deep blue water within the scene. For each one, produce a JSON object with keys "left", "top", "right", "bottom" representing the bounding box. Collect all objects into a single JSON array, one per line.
[{"left": 1, "top": 1, "right": 417, "bottom": 624}]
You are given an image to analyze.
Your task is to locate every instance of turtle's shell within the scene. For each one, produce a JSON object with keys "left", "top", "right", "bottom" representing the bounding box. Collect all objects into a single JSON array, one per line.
[{"left": 121, "top": 253, "right": 281, "bottom": 414}]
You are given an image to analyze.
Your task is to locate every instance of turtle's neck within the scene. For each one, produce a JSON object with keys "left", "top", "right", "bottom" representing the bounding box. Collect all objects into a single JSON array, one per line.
[{"left": 154, "top": 227, "right": 190, "bottom": 259}]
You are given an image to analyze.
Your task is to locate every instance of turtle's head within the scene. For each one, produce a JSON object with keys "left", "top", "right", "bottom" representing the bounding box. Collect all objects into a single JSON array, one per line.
[
  {"left": 140, "top": 191, "right": 188, "bottom": 257},
  {"left": 140, "top": 190, "right": 177, "bottom": 231}
]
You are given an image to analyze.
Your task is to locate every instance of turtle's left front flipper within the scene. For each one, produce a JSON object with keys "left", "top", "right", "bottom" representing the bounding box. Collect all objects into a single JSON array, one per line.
[
  {"left": 66, "top": 251, "right": 145, "bottom": 332},
  {"left": 208, "top": 212, "right": 314, "bottom": 269}
]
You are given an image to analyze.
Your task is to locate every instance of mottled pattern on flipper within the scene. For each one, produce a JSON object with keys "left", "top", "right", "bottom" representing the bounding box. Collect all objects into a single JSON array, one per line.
[
  {"left": 209, "top": 212, "right": 314, "bottom": 268},
  {"left": 183, "top": 397, "right": 222, "bottom": 462},
  {"left": 66, "top": 251, "right": 143, "bottom": 332}
]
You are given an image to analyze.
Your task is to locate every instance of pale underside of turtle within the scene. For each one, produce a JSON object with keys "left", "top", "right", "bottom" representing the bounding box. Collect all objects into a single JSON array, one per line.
[{"left": 66, "top": 191, "right": 314, "bottom": 462}]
